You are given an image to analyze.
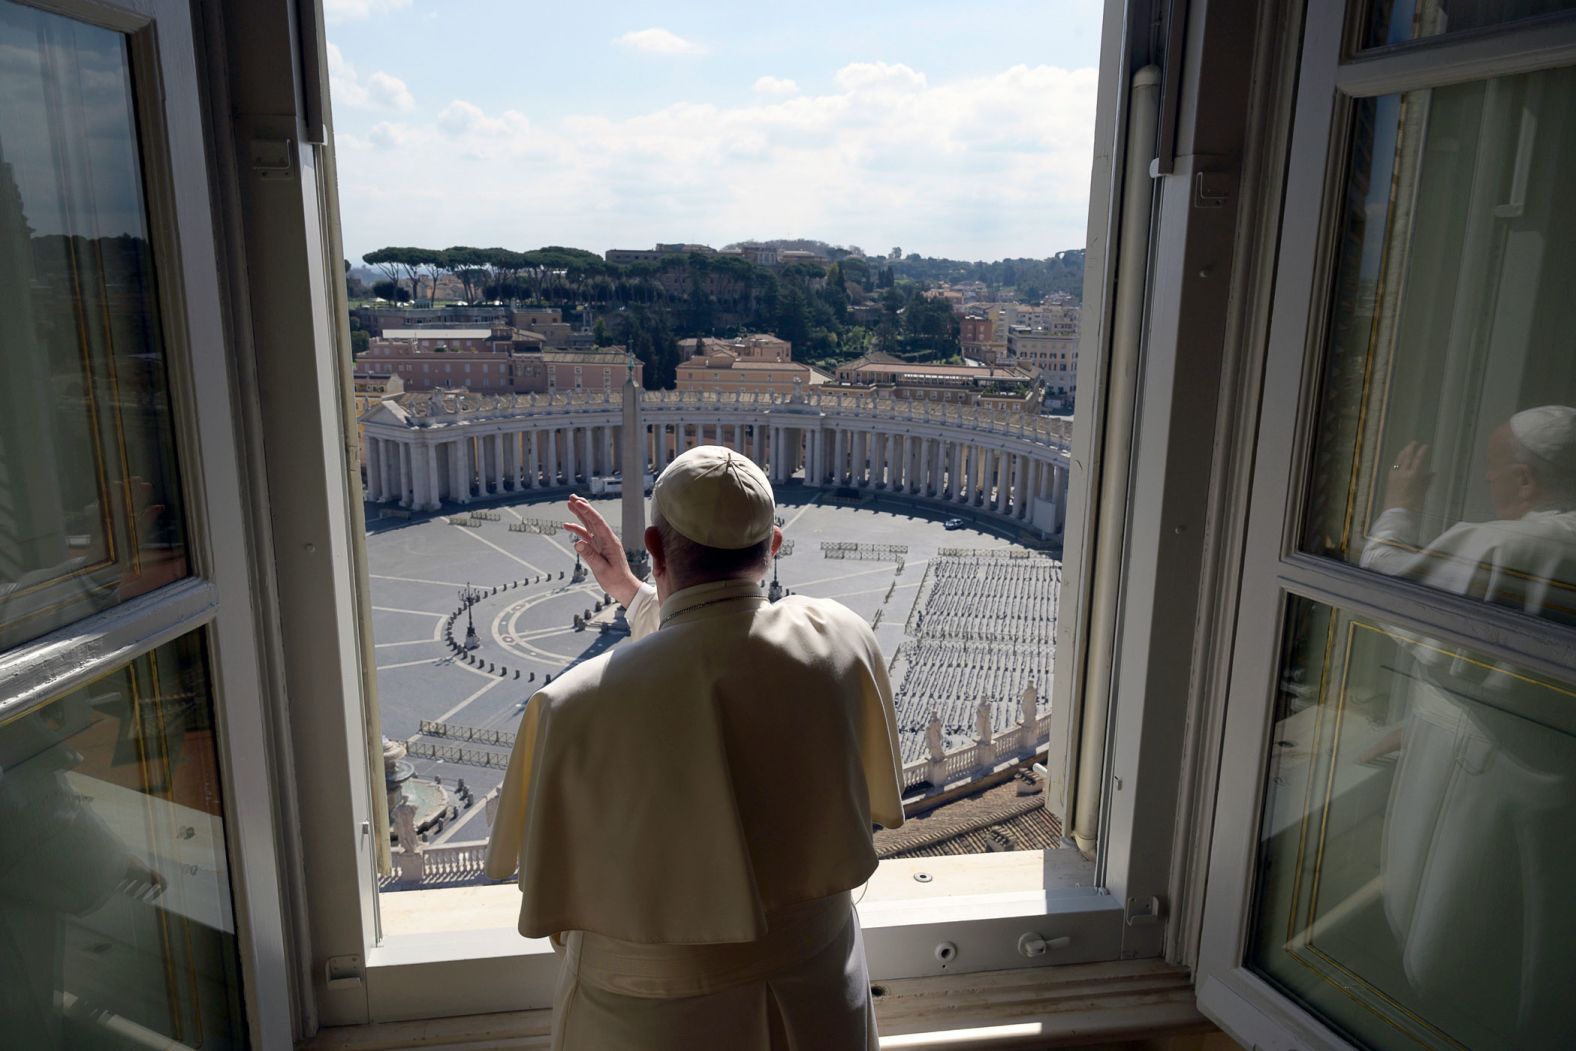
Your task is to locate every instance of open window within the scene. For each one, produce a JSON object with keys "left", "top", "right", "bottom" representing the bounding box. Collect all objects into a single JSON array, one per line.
[
  {"left": 270, "top": 0, "right": 1234, "bottom": 1031},
  {"left": 1198, "top": 5, "right": 1576, "bottom": 1049}
]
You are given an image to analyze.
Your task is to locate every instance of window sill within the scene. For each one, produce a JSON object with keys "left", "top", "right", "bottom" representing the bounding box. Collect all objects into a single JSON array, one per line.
[
  {"left": 303, "top": 959, "right": 1202, "bottom": 1050},
  {"left": 359, "top": 851, "right": 1115, "bottom": 1025}
]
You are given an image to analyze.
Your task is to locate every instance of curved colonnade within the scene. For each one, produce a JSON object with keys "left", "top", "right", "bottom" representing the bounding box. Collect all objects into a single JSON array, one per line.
[{"left": 362, "top": 388, "right": 1071, "bottom": 536}]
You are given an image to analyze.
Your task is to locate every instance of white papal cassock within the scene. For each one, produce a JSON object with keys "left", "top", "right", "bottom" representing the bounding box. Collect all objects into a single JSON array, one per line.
[
  {"left": 484, "top": 577, "right": 905, "bottom": 1051},
  {"left": 1360, "top": 506, "right": 1576, "bottom": 1039}
]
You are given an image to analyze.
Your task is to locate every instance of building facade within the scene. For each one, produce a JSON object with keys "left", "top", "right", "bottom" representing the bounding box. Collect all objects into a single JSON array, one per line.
[
  {"left": 353, "top": 330, "right": 638, "bottom": 395},
  {"left": 360, "top": 387, "right": 1071, "bottom": 538}
]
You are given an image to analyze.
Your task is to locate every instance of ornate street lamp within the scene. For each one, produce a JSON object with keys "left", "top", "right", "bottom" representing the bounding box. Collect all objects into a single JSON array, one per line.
[{"left": 458, "top": 582, "right": 482, "bottom": 651}]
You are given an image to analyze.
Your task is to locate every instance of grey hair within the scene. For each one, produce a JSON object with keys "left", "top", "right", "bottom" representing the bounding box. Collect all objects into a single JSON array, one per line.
[{"left": 650, "top": 508, "right": 773, "bottom": 584}]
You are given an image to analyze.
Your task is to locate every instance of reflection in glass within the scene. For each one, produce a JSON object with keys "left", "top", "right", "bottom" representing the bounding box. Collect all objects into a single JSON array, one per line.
[
  {"left": 0, "top": 0, "right": 188, "bottom": 651},
  {"left": 1249, "top": 598, "right": 1576, "bottom": 1049},
  {"left": 1303, "top": 67, "right": 1576, "bottom": 626},
  {"left": 0, "top": 632, "right": 246, "bottom": 1047},
  {"left": 1361, "top": 0, "right": 1576, "bottom": 48}
]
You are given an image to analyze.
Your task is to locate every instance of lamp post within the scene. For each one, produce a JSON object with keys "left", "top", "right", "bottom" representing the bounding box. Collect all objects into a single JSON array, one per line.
[
  {"left": 767, "top": 551, "right": 783, "bottom": 603},
  {"left": 458, "top": 582, "right": 482, "bottom": 651}
]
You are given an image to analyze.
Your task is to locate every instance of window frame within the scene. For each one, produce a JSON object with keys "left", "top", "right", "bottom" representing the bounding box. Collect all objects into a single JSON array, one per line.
[
  {"left": 0, "top": 0, "right": 296, "bottom": 1044},
  {"left": 1194, "top": 8, "right": 1576, "bottom": 1049},
  {"left": 228, "top": 0, "right": 1289, "bottom": 1035}
]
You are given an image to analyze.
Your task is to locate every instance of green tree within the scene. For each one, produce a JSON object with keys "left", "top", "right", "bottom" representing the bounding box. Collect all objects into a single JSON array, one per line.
[
  {"left": 775, "top": 283, "right": 811, "bottom": 355},
  {"left": 372, "top": 279, "right": 409, "bottom": 302},
  {"left": 440, "top": 246, "right": 492, "bottom": 303}
]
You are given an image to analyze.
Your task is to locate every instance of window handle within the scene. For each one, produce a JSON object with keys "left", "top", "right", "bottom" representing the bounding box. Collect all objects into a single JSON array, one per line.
[{"left": 1018, "top": 932, "right": 1072, "bottom": 958}]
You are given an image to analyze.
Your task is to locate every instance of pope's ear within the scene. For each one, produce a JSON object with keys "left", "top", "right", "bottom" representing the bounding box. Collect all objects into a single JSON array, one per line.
[
  {"left": 770, "top": 526, "right": 783, "bottom": 557},
  {"left": 645, "top": 525, "right": 665, "bottom": 570}
]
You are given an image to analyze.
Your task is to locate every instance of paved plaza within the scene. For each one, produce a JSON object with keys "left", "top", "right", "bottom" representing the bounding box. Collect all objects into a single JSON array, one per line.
[{"left": 366, "top": 487, "right": 1059, "bottom": 847}]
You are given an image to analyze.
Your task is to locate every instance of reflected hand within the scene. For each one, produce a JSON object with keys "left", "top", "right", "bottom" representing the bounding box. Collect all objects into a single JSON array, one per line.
[
  {"left": 562, "top": 495, "right": 641, "bottom": 607},
  {"left": 1382, "top": 441, "right": 1433, "bottom": 512}
]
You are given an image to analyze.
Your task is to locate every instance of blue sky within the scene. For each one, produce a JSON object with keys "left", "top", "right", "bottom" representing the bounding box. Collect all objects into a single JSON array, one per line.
[{"left": 327, "top": 0, "right": 1104, "bottom": 263}]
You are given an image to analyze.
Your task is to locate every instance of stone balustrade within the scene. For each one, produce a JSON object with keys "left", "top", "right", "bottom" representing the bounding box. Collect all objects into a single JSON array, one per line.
[{"left": 901, "top": 711, "right": 1052, "bottom": 794}]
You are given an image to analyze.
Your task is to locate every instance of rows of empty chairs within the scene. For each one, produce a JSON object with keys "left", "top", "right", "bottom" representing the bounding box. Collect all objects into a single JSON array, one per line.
[{"left": 891, "top": 554, "right": 1060, "bottom": 763}]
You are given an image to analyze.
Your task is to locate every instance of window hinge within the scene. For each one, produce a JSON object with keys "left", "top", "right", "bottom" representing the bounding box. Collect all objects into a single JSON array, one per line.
[
  {"left": 251, "top": 137, "right": 295, "bottom": 180},
  {"left": 324, "top": 954, "right": 364, "bottom": 991},
  {"left": 1125, "top": 895, "right": 1166, "bottom": 927},
  {"left": 1193, "top": 170, "right": 1233, "bottom": 208}
]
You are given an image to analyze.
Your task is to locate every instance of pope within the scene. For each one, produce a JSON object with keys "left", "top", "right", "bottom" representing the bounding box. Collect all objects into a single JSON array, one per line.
[{"left": 484, "top": 445, "right": 905, "bottom": 1051}]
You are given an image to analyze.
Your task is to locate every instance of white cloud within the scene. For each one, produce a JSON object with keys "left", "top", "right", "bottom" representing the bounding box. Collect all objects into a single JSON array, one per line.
[
  {"left": 753, "top": 76, "right": 799, "bottom": 96},
  {"left": 615, "top": 28, "right": 706, "bottom": 55},
  {"left": 335, "top": 62, "right": 1099, "bottom": 261},
  {"left": 327, "top": 43, "right": 414, "bottom": 112},
  {"left": 436, "top": 100, "right": 530, "bottom": 145},
  {"left": 325, "top": 0, "right": 411, "bottom": 23},
  {"left": 834, "top": 61, "right": 927, "bottom": 92},
  {"left": 367, "top": 71, "right": 415, "bottom": 112}
]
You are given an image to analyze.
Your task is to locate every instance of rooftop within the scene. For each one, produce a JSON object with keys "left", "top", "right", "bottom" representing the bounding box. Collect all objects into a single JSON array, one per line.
[{"left": 382, "top": 328, "right": 495, "bottom": 340}]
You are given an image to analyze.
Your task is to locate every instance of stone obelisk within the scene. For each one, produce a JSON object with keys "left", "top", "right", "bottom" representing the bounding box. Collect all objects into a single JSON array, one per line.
[{"left": 620, "top": 353, "right": 649, "bottom": 578}]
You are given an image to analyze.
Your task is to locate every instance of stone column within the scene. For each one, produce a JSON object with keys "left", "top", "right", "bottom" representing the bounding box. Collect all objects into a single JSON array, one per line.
[
  {"left": 363, "top": 437, "right": 381, "bottom": 501},
  {"left": 397, "top": 441, "right": 412, "bottom": 508},
  {"left": 568, "top": 426, "right": 581, "bottom": 484},
  {"left": 527, "top": 430, "right": 540, "bottom": 489},
  {"left": 424, "top": 445, "right": 440, "bottom": 511},
  {"left": 458, "top": 436, "right": 471, "bottom": 502},
  {"left": 994, "top": 452, "right": 1009, "bottom": 513},
  {"left": 906, "top": 436, "right": 921, "bottom": 495},
  {"left": 410, "top": 442, "right": 428, "bottom": 510},
  {"left": 1021, "top": 453, "right": 1033, "bottom": 519},
  {"left": 545, "top": 428, "right": 559, "bottom": 486},
  {"left": 930, "top": 438, "right": 944, "bottom": 497}
]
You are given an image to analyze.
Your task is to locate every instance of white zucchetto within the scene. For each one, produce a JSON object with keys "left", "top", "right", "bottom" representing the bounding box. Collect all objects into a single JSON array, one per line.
[
  {"left": 652, "top": 445, "right": 776, "bottom": 549},
  {"left": 1510, "top": 405, "right": 1576, "bottom": 474}
]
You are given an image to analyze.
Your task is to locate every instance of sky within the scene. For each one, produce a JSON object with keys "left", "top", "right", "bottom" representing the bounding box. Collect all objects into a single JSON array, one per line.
[{"left": 326, "top": 0, "right": 1104, "bottom": 265}]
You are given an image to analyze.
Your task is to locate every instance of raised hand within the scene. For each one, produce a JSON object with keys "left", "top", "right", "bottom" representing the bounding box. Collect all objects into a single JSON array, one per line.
[
  {"left": 1382, "top": 441, "right": 1433, "bottom": 513},
  {"left": 562, "top": 494, "right": 642, "bottom": 607}
]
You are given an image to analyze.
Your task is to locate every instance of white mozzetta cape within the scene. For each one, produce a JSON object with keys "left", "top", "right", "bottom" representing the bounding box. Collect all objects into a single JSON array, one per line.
[{"left": 484, "top": 579, "right": 905, "bottom": 944}]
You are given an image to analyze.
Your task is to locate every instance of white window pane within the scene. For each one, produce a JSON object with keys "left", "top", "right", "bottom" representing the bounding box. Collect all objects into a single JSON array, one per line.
[
  {"left": 0, "top": 631, "right": 247, "bottom": 1047},
  {"left": 1303, "top": 66, "right": 1576, "bottom": 627},
  {"left": 0, "top": 1, "right": 190, "bottom": 651},
  {"left": 1360, "top": 0, "right": 1576, "bottom": 49},
  {"left": 1249, "top": 596, "right": 1576, "bottom": 1048}
]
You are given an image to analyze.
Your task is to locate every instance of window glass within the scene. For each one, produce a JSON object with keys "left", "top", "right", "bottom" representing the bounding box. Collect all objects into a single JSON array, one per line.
[
  {"left": 0, "top": 632, "right": 247, "bottom": 1047},
  {"left": 1249, "top": 596, "right": 1575, "bottom": 1048},
  {"left": 1360, "top": 0, "right": 1576, "bottom": 48},
  {"left": 0, "top": 1, "right": 189, "bottom": 650},
  {"left": 1302, "top": 66, "right": 1576, "bottom": 626}
]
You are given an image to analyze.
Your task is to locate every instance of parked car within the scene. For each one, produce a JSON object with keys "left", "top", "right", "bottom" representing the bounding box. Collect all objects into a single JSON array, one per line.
[{"left": 943, "top": 517, "right": 965, "bottom": 530}]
